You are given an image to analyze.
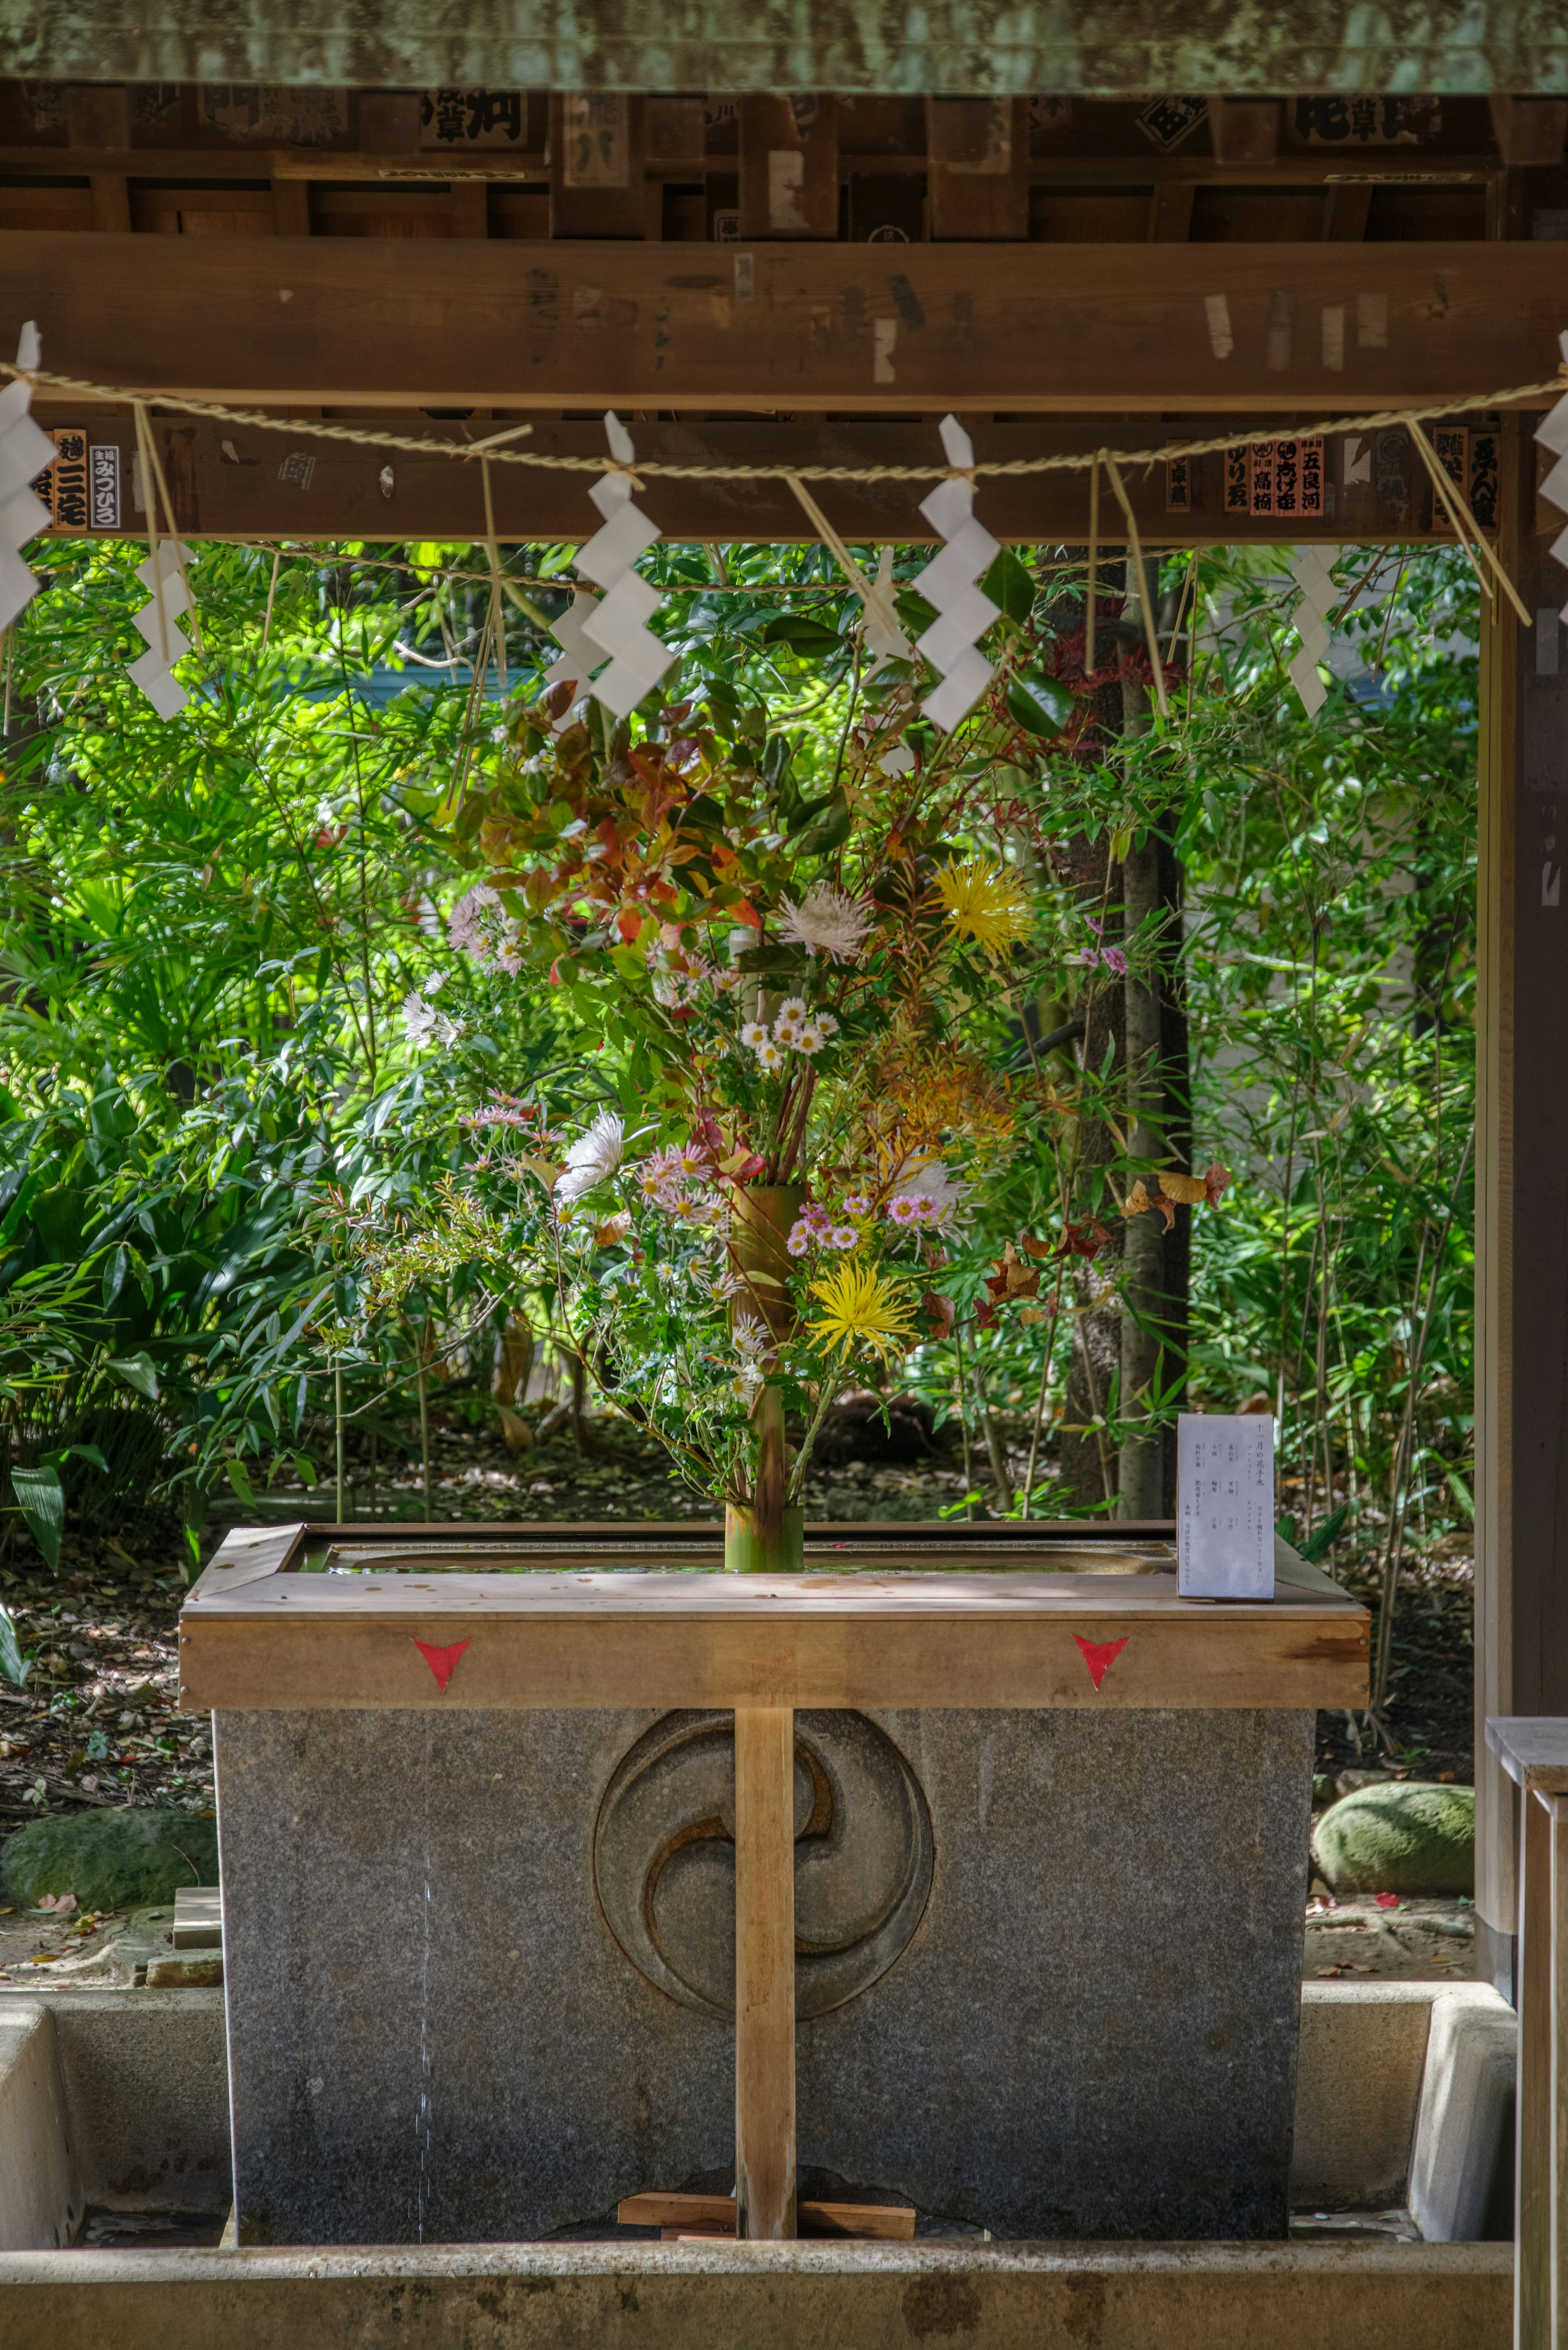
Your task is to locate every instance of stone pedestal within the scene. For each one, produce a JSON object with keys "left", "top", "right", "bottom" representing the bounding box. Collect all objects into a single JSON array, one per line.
[{"left": 215, "top": 1703, "right": 1312, "bottom": 2245}]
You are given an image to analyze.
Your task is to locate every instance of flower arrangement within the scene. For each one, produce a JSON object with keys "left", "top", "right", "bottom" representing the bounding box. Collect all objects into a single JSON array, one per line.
[{"left": 432, "top": 690, "right": 1036, "bottom": 1566}]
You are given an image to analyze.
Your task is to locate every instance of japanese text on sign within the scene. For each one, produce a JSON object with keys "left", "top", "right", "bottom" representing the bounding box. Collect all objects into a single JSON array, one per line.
[{"left": 1178, "top": 1413, "right": 1274, "bottom": 1600}]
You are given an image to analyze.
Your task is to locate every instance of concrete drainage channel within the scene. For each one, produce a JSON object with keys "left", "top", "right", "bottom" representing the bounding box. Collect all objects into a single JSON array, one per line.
[{"left": 0, "top": 1981, "right": 1516, "bottom": 2347}]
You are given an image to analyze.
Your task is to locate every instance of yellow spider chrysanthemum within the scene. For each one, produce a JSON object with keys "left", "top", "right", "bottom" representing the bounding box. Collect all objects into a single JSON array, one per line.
[
  {"left": 933, "top": 858, "right": 1033, "bottom": 957},
  {"left": 807, "top": 1260, "right": 917, "bottom": 1368}
]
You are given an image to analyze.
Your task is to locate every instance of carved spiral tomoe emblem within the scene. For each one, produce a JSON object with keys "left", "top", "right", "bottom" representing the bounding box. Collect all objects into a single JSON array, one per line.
[{"left": 593, "top": 1710, "right": 933, "bottom": 2019}]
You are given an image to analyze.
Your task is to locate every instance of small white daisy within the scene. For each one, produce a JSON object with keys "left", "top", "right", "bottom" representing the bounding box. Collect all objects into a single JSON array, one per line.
[
  {"left": 739, "top": 1021, "right": 768, "bottom": 1049},
  {"left": 773, "top": 1018, "right": 802, "bottom": 1048},
  {"left": 795, "top": 1023, "right": 825, "bottom": 1055},
  {"left": 754, "top": 1040, "right": 785, "bottom": 1071},
  {"left": 777, "top": 997, "right": 807, "bottom": 1025}
]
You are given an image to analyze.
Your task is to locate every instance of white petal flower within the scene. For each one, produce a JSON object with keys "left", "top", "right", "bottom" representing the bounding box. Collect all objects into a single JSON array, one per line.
[
  {"left": 776, "top": 883, "right": 873, "bottom": 963},
  {"left": 795, "top": 1023, "right": 825, "bottom": 1055},
  {"left": 774, "top": 1018, "right": 802, "bottom": 1047},
  {"left": 777, "top": 997, "right": 807, "bottom": 1025},
  {"left": 402, "top": 991, "right": 462, "bottom": 1049},
  {"left": 554, "top": 1110, "right": 626, "bottom": 1202},
  {"left": 739, "top": 1021, "right": 768, "bottom": 1048},
  {"left": 731, "top": 1313, "right": 771, "bottom": 1363},
  {"left": 888, "top": 1160, "right": 971, "bottom": 1230},
  {"left": 754, "top": 1040, "right": 785, "bottom": 1071}
]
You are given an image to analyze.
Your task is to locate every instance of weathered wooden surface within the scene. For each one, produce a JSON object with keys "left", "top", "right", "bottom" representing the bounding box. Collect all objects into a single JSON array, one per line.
[
  {"left": 179, "top": 1566, "right": 1368, "bottom": 1711},
  {"left": 3, "top": 236, "right": 1562, "bottom": 412},
  {"left": 733, "top": 1707, "right": 796, "bottom": 2241}
]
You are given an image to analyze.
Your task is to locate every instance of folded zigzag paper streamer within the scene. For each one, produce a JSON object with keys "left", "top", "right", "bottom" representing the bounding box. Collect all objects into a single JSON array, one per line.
[
  {"left": 0, "top": 322, "right": 58, "bottom": 632},
  {"left": 1287, "top": 546, "right": 1337, "bottom": 718},
  {"left": 542, "top": 586, "right": 603, "bottom": 732},
  {"left": 128, "top": 541, "right": 196, "bottom": 719},
  {"left": 913, "top": 415, "right": 1002, "bottom": 732},
  {"left": 1536, "top": 330, "right": 1568, "bottom": 624},
  {"left": 572, "top": 412, "right": 674, "bottom": 721}
]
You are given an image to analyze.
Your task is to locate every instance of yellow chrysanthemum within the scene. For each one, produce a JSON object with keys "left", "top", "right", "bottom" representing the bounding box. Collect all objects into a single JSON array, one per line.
[
  {"left": 807, "top": 1260, "right": 917, "bottom": 1368},
  {"left": 933, "top": 858, "right": 1033, "bottom": 956}
]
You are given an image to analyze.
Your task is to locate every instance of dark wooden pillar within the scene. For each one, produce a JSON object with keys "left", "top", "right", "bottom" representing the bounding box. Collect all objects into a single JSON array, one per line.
[{"left": 1474, "top": 410, "right": 1568, "bottom": 1991}]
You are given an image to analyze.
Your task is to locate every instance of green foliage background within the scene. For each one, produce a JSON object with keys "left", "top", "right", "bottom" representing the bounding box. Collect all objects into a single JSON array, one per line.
[{"left": 0, "top": 530, "right": 1477, "bottom": 1619}]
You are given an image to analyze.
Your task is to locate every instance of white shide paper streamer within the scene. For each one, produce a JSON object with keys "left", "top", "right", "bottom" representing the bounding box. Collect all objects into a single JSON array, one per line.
[
  {"left": 127, "top": 541, "right": 196, "bottom": 719},
  {"left": 571, "top": 411, "right": 675, "bottom": 721},
  {"left": 1287, "top": 546, "right": 1338, "bottom": 719},
  {"left": 913, "top": 414, "right": 1002, "bottom": 732},
  {"left": 0, "top": 322, "right": 56, "bottom": 632},
  {"left": 1537, "top": 330, "right": 1568, "bottom": 629}
]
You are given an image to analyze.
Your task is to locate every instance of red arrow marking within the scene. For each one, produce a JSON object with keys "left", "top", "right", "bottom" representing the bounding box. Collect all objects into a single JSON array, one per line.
[
  {"left": 413, "top": 1637, "right": 471, "bottom": 1694},
  {"left": 1073, "top": 1634, "right": 1129, "bottom": 1690}
]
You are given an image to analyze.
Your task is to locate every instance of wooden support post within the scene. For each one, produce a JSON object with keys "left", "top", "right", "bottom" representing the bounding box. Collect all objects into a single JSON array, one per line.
[
  {"left": 1519, "top": 1784, "right": 1553, "bottom": 2346},
  {"left": 733, "top": 1705, "right": 796, "bottom": 2241},
  {"left": 1474, "top": 414, "right": 1568, "bottom": 1998},
  {"left": 1552, "top": 1794, "right": 1568, "bottom": 2348}
]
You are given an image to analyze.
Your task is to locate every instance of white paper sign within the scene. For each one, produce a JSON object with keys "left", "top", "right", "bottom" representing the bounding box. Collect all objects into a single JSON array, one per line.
[{"left": 1177, "top": 1413, "right": 1274, "bottom": 1600}]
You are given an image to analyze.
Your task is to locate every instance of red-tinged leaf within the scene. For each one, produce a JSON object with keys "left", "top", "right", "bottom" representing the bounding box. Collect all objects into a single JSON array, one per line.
[
  {"left": 733, "top": 899, "right": 762, "bottom": 930},
  {"left": 1016, "top": 1234, "right": 1051, "bottom": 1260},
  {"left": 1058, "top": 1218, "right": 1112, "bottom": 1261},
  {"left": 616, "top": 907, "right": 643, "bottom": 943},
  {"left": 1073, "top": 1634, "right": 1129, "bottom": 1690},
  {"left": 1203, "top": 1160, "right": 1234, "bottom": 1208},
  {"left": 974, "top": 1300, "right": 998, "bottom": 1330},
  {"left": 413, "top": 1637, "right": 471, "bottom": 1694},
  {"left": 1153, "top": 1193, "right": 1176, "bottom": 1232},
  {"left": 1373, "top": 1892, "right": 1401, "bottom": 1910},
  {"left": 924, "top": 1293, "right": 956, "bottom": 1339}
]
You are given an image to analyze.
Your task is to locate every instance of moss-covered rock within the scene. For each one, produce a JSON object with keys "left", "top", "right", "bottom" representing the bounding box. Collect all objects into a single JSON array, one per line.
[
  {"left": 0, "top": 1808, "right": 218, "bottom": 1914},
  {"left": 1312, "top": 1781, "right": 1474, "bottom": 1897}
]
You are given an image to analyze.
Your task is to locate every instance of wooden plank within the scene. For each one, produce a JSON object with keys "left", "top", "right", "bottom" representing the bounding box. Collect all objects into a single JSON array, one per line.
[
  {"left": 739, "top": 97, "right": 838, "bottom": 241},
  {"left": 620, "top": 2190, "right": 914, "bottom": 2239},
  {"left": 4, "top": 235, "right": 1562, "bottom": 413},
  {"left": 36, "top": 408, "right": 1494, "bottom": 548},
  {"left": 1487, "top": 1720, "right": 1568, "bottom": 1793},
  {"left": 1474, "top": 406, "right": 1568, "bottom": 1982},
  {"left": 185, "top": 1522, "right": 307, "bottom": 1606},
  {"left": 1520, "top": 1786, "right": 1552, "bottom": 2347},
  {"left": 177, "top": 1569, "right": 1368, "bottom": 1712},
  {"left": 1474, "top": 424, "right": 1521, "bottom": 1968},
  {"left": 1554, "top": 1795, "right": 1568, "bottom": 2348},
  {"left": 734, "top": 1705, "right": 795, "bottom": 2241},
  {"left": 927, "top": 98, "right": 1028, "bottom": 240},
  {"left": 549, "top": 95, "right": 646, "bottom": 239}
]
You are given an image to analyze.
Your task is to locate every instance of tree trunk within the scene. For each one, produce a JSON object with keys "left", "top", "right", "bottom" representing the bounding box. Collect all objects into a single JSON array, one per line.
[{"left": 1118, "top": 560, "right": 1165, "bottom": 1519}]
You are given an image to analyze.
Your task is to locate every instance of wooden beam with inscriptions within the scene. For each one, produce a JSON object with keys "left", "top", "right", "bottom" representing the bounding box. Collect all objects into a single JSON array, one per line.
[
  {"left": 28, "top": 409, "right": 1486, "bottom": 546},
  {"left": 3, "top": 235, "right": 1561, "bottom": 414}
]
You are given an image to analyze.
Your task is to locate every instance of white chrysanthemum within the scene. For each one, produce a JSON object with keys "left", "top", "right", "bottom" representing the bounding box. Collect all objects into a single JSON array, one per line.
[
  {"left": 777, "top": 997, "right": 807, "bottom": 1025},
  {"left": 888, "top": 1160, "right": 971, "bottom": 1231},
  {"left": 402, "top": 990, "right": 461, "bottom": 1048},
  {"left": 814, "top": 1010, "right": 840, "bottom": 1036},
  {"left": 732, "top": 1313, "right": 771, "bottom": 1363},
  {"left": 448, "top": 883, "right": 523, "bottom": 975},
  {"left": 754, "top": 1040, "right": 785, "bottom": 1071},
  {"left": 739, "top": 1020, "right": 768, "bottom": 1048},
  {"left": 554, "top": 1110, "right": 625, "bottom": 1202},
  {"left": 773, "top": 1018, "right": 802, "bottom": 1047},
  {"left": 795, "top": 1023, "right": 825, "bottom": 1055},
  {"left": 776, "top": 883, "right": 873, "bottom": 963}
]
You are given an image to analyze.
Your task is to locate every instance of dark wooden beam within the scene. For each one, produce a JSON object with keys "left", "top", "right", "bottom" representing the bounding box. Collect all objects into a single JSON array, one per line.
[
  {"left": 29, "top": 408, "right": 1486, "bottom": 544},
  {"left": 2, "top": 235, "right": 1562, "bottom": 415}
]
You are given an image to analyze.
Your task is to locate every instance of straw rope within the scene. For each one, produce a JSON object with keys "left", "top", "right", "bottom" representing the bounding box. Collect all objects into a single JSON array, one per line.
[{"left": 2, "top": 359, "right": 1561, "bottom": 488}]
